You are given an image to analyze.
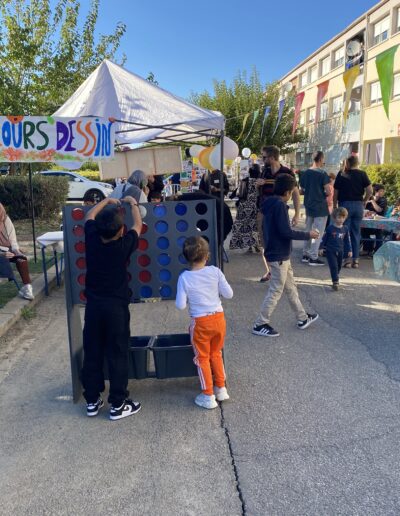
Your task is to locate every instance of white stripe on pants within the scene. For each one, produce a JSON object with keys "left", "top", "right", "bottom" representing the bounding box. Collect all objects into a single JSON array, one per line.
[
  {"left": 255, "top": 259, "right": 307, "bottom": 326},
  {"left": 303, "top": 215, "right": 327, "bottom": 260}
]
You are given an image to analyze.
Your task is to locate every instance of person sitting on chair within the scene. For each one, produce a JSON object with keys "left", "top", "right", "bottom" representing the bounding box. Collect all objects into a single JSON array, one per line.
[{"left": 0, "top": 203, "right": 34, "bottom": 300}]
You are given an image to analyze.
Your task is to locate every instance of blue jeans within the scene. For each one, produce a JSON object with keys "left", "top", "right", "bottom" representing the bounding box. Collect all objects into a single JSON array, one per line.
[
  {"left": 326, "top": 248, "right": 343, "bottom": 282},
  {"left": 339, "top": 201, "right": 364, "bottom": 260}
]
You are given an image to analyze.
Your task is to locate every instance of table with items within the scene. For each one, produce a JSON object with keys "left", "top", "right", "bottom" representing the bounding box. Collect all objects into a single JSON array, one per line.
[
  {"left": 360, "top": 216, "right": 400, "bottom": 246},
  {"left": 373, "top": 241, "right": 400, "bottom": 283},
  {"left": 36, "top": 231, "right": 64, "bottom": 295}
]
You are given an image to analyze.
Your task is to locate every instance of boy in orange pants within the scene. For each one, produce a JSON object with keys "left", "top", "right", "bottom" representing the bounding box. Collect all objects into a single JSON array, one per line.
[{"left": 176, "top": 236, "right": 233, "bottom": 409}]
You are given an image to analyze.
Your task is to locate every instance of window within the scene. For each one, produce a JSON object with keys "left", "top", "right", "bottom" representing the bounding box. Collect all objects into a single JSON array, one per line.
[
  {"left": 321, "top": 56, "right": 330, "bottom": 76},
  {"left": 319, "top": 101, "right": 328, "bottom": 121},
  {"left": 300, "top": 71, "right": 307, "bottom": 88},
  {"left": 309, "top": 65, "right": 318, "bottom": 83},
  {"left": 299, "top": 110, "right": 305, "bottom": 126},
  {"left": 332, "top": 95, "right": 343, "bottom": 115},
  {"left": 333, "top": 47, "right": 345, "bottom": 68},
  {"left": 308, "top": 106, "right": 316, "bottom": 123},
  {"left": 393, "top": 73, "right": 400, "bottom": 98},
  {"left": 372, "top": 16, "right": 390, "bottom": 45},
  {"left": 370, "top": 81, "right": 382, "bottom": 104}
]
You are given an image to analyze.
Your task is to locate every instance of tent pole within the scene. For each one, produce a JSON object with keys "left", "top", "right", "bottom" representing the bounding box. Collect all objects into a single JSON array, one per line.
[
  {"left": 219, "top": 130, "right": 224, "bottom": 271},
  {"left": 28, "top": 163, "right": 37, "bottom": 263}
]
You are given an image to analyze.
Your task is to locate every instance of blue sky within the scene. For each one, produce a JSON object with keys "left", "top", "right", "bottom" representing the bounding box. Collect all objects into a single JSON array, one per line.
[{"left": 91, "top": 0, "right": 376, "bottom": 98}]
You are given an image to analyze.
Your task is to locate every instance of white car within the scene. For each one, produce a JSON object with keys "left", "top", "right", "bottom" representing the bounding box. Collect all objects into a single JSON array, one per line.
[{"left": 40, "top": 171, "right": 113, "bottom": 202}]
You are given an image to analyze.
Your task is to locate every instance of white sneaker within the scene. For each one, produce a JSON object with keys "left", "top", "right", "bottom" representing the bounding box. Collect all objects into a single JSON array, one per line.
[
  {"left": 19, "top": 284, "right": 34, "bottom": 300},
  {"left": 194, "top": 393, "right": 218, "bottom": 410},
  {"left": 214, "top": 386, "right": 230, "bottom": 402}
]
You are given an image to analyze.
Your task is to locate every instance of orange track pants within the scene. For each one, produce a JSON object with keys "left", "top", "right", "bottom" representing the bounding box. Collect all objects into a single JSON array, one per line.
[{"left": 189, "top": 312, "right": 226, "bottom": 395}]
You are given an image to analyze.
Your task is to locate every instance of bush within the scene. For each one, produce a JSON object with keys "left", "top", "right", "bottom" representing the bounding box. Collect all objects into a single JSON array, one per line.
[
  {"left": 78, "top": 170, "right": 101, "bottom": 181},
  {"left": 0, "top": 176, "right": 69, "bottom": 220},
  {"left": 361, "top": 164, "right": 400, "bottom": 205}
]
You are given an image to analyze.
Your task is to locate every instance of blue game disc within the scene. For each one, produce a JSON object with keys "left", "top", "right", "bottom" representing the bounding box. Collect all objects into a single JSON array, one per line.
[
  {"left": 175, "top": 203, "right": 187, "bottom": 216},
  {"left": 153, "top": 205, "right": 167, "bottom": 217},
  {"left": 176, "top": 220, "right": 189, "bottom": 232},
  {"left": 157, "top": 253, "right": 171, "bottom": 266},
  {"left": 157, "top": 237, "right": 169, "bottom": 249},
  {"left": 177, "top": 236, "right": 186, "bottom": 248},
  {"left": 155, "top": 220, "right": 169, "bottom": 234},
  {"left": 140, "top": 286, "right": 152, "bottom": 298},
  {"left": 178, "top": 254, "right": 187, "bottom": 264},
  {"left": 159, "top": 269, "right": 172, "bottom": 282},
  {"left": 159, "top": 285, "right": 172, "bottom": 298}
]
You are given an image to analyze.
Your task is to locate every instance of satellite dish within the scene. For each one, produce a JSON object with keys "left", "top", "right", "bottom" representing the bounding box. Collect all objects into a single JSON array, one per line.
[
  {"left": 284, "top": 82, "right": 293, "bottom": 93},
  {"left": 346, "top": 40, "right": 361, "bottom": 57}
]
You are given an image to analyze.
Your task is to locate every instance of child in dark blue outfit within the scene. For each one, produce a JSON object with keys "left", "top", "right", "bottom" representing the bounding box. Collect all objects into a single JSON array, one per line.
[{"left": 321, "top": 207, "right": 351, "bottom": 291}]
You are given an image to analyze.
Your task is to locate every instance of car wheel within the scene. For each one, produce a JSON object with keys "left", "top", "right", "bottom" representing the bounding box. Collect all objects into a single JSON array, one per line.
[{"left": 86, "top": 189, "right": 105, "bottom": 203}]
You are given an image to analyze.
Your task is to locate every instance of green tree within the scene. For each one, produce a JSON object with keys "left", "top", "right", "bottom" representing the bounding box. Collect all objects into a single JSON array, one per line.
[
  {"left": 0, "top": 0, "right": 126, "bottom": 115},
  {"left": 146, "top": 71, "right": 158, "bottom": 85},
  {"left": 190, "top": 67, "right": 307, "bottom": 155}
]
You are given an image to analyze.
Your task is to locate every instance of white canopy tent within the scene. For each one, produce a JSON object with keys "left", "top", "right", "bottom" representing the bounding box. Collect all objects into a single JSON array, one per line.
[{"left": 54, "top": 59, "right": 225, "bottom": 145}]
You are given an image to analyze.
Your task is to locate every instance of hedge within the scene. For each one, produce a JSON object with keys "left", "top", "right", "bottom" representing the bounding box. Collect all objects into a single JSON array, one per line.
[
  {"left": 361, "top": 164, "right": 400, "bottom": 205},
  {"left": 0, "top": 176, "right": 69, "bottom": 220}
]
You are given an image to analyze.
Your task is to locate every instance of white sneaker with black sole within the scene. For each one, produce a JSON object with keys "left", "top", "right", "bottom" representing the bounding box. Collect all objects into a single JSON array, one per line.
[
  {"left": 297, "top": 313, "right": 319, "bottom": 330},
  {"left": 19, "top": 284, "right": 34, "bottom": 300},
  {"left": 109, "top": 399, "right": 141, "bottom": 421},
  {"left": 252, "top": 323, "right": 280, "bottom": 337},
  {"left": 86, "top": 397, "right": 104, "bottom": 417}
]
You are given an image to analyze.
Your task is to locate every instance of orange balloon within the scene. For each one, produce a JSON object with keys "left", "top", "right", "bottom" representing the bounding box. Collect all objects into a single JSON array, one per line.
[{"left": 198, "top": 146, "right": 214, "bottom": 170}]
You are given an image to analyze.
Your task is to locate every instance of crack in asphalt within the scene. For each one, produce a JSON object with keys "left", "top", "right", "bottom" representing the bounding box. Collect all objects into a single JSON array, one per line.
[{"left": 219, "top": 402, "right": 247, "bottom": 516}]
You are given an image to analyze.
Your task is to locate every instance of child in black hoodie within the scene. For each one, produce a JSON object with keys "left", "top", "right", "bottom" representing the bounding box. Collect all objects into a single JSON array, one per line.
[{"left": 252, "top": 174, "right": 319, "bottom": 337}]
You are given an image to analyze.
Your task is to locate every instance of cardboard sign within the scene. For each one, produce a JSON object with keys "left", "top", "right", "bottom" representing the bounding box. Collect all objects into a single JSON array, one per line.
[
  {"left": 0, "top": 116, "right": 115, "bottom": 162},
  {"left": 99, "top": 146, "right": 183, "bottom": 179}
]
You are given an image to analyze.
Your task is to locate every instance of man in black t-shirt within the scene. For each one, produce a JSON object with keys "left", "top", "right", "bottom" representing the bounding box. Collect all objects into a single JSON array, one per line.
[
  {"left": 255, "top": 146, "right": 301, "bottom": 281},
  {"left": 81, "top": 196, "right": 143, "bottom": 421}
]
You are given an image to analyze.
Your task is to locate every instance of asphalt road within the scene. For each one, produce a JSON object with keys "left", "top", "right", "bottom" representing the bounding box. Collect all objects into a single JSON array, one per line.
[{"left": 1, "top": 241, "right": 399, "bottom": 515}]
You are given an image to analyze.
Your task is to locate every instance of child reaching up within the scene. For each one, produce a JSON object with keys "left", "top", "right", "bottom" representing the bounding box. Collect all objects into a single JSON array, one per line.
[
  {"left": 176, "top": 236, "right": 233, "bottom": 410},
  {"left": 321, "top": 207, "right": 351, "bottom": 291}
]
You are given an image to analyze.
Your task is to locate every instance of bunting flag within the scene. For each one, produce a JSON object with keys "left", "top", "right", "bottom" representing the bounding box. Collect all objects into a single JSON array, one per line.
[
  {"left": 237, "top": 112, "right": 250, "bottom": 140},
  {"left": 292, "top": 92, "right": 305, "bottom": 135},
  {"left": 243, "top": 109, "right": 260, "bottom": 142},
  {"left": 376, "top": 45, "right": 399, "bottom": 119},
  {"left": 272, "top": 99, "right": 285, "bottom": 138},
  {"left": 260, "top": 106, "right": 271, "bottom": 139},
  {"left": 315, "top": 80, "right": 329, "bottom": 124},
  {"left": 342, "top": 64, "right": 360, "bottom": 122}
]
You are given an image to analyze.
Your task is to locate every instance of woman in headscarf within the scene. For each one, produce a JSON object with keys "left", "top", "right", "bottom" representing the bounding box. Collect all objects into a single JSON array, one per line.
[
  {"left": 110, "top": 169, "right": 148, "bottom": 203},
  {"left": 0, "top": 203, "right": 34, "bottom": 300}
]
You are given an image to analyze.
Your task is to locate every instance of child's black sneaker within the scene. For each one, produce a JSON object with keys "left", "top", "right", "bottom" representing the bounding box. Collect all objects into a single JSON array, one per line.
[
  {"left": 332, "top": 282, "right": 339, "bottom": 291},
  {"left": 301, "top": 255, "right": 309, "bottom": 263},
  {"left": 109, "top": 399, "right": 141, "bottom": 421},
  {"left": 297, "top": 313, "right": 319, "bottom": 330},
  {"left": 252, "top": 323, "right": 280, "bottom": 337},
  {"left": 86, "top": 397, "right": 104, "bottom": 417}
]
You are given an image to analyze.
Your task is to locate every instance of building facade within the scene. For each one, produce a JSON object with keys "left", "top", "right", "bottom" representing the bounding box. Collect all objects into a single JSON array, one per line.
[{"left": 280, "top": 0, "right": 400, "bottom": 171}]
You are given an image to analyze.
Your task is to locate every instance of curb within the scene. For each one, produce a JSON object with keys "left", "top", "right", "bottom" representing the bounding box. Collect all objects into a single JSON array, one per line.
[{"left": 0, "top": 265, "right": 60, "bottom": 339}]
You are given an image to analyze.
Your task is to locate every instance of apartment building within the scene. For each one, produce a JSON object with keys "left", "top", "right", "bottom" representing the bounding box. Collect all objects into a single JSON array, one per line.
[{"left": 280, "top": 0, "right": 400, "bottom": 171}]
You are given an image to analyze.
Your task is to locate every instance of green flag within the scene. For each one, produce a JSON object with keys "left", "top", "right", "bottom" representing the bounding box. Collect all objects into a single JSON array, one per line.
[{"left": 375, "top": 45, "right": 399, "bottom": 119}]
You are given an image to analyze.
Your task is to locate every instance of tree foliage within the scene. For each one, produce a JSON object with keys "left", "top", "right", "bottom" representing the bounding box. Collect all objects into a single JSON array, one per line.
[
  {"left": 190, "top": 68, "right": 307, "bottom": 155},
  {"left": 0, "top": 0, "right": 126, "bottom": 115}
]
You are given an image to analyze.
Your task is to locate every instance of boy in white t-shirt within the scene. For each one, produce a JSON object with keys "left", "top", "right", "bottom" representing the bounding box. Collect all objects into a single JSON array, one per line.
[{"left": 176, "top": 236, "right": 233, "bottom": 409}]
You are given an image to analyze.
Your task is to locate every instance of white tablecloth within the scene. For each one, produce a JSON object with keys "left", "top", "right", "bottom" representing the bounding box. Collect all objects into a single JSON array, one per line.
[{"left": 37, "top": 231, "right": 64, "bottom": 253}]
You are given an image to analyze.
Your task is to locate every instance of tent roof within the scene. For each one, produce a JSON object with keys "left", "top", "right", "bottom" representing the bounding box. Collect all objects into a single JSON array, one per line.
[{"left": 54, "top": 59, "right": 224, "bottom": 144}]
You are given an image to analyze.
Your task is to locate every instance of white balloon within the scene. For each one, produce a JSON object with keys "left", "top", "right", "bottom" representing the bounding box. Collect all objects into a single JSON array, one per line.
[
  {"left": 209, "top": 145, "right": 222, "bottom": 170},
  {"left": 242, "top": 147, "right": 251, "bottom": 158},
  {"left": 221, "top": 136, "right": 239, "bottom": 160},
  {"left": 56, "top": 161, "right": 83, "bottom": 170},
  {"left": 189, "top": 144, "right": 205, "bottom": 158}
]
